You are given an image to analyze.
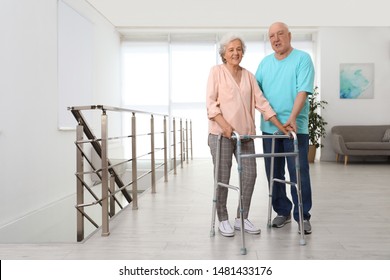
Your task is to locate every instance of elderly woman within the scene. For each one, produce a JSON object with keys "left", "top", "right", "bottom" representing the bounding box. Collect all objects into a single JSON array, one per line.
[{"left": 207, "top": 33, "right": 288, "bottom": 237}]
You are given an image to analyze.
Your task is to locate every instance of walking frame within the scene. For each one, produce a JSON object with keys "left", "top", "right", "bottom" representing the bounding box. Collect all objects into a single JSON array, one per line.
[{"left": 210, "top": 131, "right": 306, "bottom": 255}]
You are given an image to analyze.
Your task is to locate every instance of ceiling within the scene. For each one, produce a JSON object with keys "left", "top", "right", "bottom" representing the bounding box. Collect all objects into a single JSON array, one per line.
[
  {"left": 85, "top": 0, "right": 223, "bottom": 28},
  {"left": 85, "top": 0, "right": 390, "bottom": 29},
  {"left": 86, "top": 0, "right": 130, "bottom": 27}
]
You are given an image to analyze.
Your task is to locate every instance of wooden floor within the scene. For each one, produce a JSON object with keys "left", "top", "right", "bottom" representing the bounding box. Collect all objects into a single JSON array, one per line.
[{"left": 0, "top": 158, "right": 389, "bottom": 260}]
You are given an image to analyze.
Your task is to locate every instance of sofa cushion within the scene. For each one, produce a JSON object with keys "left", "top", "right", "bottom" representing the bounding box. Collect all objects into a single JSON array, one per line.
[
  {"left": 346, "top": 142, "right": 390, "bottom": 150},
  {"left": 332, "top": 125, "right": 390, "bottom": 142},
  {"left": 382, "top": 129, "right": 390, "bottom": 142}
]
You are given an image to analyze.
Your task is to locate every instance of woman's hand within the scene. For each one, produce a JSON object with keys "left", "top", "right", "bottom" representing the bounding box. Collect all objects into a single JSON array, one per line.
[
  {"left": 269, "top": 115, "right": 290, "bottom": 136},
  {"left": 212, "top": 114, "right": 233, "bottom": 138},
  {"left": 222, "top": 125, "right": 234, "bottom": 139}
]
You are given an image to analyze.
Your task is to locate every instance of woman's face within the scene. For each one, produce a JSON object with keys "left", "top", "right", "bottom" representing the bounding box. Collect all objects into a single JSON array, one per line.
[{"left": 223, "top": 39, "right": 243, "bottom": 66}]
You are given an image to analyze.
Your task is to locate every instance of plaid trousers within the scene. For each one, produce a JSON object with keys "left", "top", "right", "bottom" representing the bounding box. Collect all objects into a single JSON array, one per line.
[{"left": 208, "top": 134, "right": 257, "bottom": 221}]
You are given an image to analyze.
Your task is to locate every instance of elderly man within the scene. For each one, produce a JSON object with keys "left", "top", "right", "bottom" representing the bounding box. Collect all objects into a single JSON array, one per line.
[{"left": 255, "top": 22, "right": 315, "bottom": 234}]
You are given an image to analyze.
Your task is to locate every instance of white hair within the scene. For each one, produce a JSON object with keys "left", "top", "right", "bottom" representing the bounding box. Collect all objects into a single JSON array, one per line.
[{"left": 218, "top": 33, "right": 246, "bottom": 63}]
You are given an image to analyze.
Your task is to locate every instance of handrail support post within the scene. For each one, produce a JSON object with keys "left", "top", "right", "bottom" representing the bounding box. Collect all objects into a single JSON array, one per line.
[
  {"left": 131, "top": 113, "right": 138, "bottom": 210},
  {"left": 151, "top": 115, "right": 156, "bottom": 193},
  {"left": 101, "top": 111, "right": 110, "bottom": 237},
  {"left": 76, "top": 124, "right": 84, "bottom": 242}
]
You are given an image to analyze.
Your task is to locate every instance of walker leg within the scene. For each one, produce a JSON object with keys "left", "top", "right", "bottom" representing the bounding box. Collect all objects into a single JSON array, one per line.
[
  {"left": 297, "top": 199, "right": 306, "bottom": 246},
  {"left": 267, "top": 183, "right": 274, "bottom": 228},
  {"left": 236, "top": 136, "right": 247, "bottom": 255},
  {"left": 210, "top": 197, "right": 217, "bottom": 237},
  {"left": 238, "top": 193, "right": 247, "bottom": 255},
  {"left": 267, "top": 138, "right": 276, "bottom": 228},
  {"left": 297, "top": 188, "right": 306, "bottom": 245},
  {"left": 294, "top": 137, "right": 306, "bottom": 246},
  {"left": 210, "top": 135, "right": 221, "bottom": 237}
]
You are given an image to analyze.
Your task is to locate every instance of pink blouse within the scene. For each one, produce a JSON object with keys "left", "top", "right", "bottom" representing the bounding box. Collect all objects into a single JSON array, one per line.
[{"left": 206, "top": 64, "right": 276, "bottom": 135}]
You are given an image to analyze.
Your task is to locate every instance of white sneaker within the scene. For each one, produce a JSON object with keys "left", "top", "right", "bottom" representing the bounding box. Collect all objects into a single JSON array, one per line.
[
  {"left": 234, "top": 218, "right": 261, "bottom": 235},
  {"left": 218, "top": 220, "right": 235, "bottom": 237}
]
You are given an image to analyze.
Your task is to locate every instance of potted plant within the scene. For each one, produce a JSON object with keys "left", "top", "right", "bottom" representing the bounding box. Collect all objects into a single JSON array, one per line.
[{"left": 308, "top": 86, "right": 328, "bottom": 163}]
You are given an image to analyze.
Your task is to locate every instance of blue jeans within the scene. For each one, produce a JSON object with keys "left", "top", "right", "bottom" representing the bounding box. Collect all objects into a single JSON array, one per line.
[{"left": 262, "top": 132, "right": 312, "bottom": 221}]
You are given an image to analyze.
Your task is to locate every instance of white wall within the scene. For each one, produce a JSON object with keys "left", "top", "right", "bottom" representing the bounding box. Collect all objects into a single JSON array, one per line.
[
  {"left": 318, "top": 27, "right": 390, "bottom": 161},
  {"left": 0, "top": 0, "right": 121, "bottom": 242},
  {"left": 0, "top": 0, "right": 389, "bottom": 242}
]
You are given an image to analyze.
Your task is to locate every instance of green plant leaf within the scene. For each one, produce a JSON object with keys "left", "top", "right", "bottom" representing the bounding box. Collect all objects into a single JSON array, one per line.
[{"left": 308, "top": 87, "right": 328, "bottom": 148}]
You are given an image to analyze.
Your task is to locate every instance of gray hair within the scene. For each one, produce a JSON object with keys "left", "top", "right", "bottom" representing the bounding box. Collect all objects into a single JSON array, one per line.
[
  {"left": 218, "top": 33, "right": 246, "bottom": 63},
  {"left": 267, "top": 22, "right": 290, "bottom": 38}
]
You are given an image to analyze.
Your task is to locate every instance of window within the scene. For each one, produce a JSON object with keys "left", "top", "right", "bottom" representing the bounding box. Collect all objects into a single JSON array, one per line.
[
  {"left": 170, "top": 39, "right": 216, "bottom": 158},
  {"left": 121, "top": 41, "right": 169, "bottom": 113},
  {"left": 171, "top": 41, "right": 216, "bottom": 103}
]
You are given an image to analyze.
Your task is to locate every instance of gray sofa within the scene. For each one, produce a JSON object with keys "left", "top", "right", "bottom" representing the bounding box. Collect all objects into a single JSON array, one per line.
[{"left": 330, "top": 125, "right": 390, "bottom": 164}]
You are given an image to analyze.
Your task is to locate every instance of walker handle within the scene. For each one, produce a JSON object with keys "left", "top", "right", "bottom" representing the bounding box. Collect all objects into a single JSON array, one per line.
[{"left": 274, "top": 130, "right": 296, "bottom": 140}]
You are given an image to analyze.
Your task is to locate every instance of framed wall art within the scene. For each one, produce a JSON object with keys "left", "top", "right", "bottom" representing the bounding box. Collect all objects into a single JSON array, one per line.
[{"left": 339, "top": 63, "right": 374, "bottom": 99}]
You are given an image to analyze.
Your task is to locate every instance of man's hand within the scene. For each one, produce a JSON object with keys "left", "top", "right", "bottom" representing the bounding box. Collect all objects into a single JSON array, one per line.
[{"left": 284, "top": 117, "right": 297, "bottom": 132}]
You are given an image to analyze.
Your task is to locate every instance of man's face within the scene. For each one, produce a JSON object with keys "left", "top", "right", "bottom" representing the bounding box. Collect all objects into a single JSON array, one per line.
[{"left": 268, "top": 24, "right": 292, "bottom": 56}]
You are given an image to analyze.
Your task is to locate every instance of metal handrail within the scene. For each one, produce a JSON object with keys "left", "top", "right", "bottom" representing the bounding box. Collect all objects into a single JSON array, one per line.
[{"left": 69, "top": 105, "right": 192, "bottom": 241}]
